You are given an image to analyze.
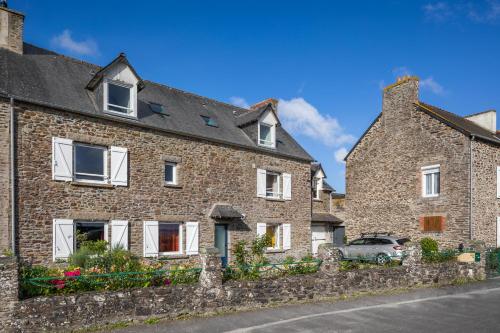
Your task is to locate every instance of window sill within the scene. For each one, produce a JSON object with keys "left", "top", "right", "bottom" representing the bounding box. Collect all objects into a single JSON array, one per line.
[
  {"left": 71, "top": 181, "right": 114, "bottom": 189},
  {"left": 263, "top": 197, "right": 286, "bottom": 202},
  {"left": 158, "top": 254, "right": 190, "bottom": 260},
  {"left": 164, "top": 183, "right": 183, "bottom": 189},
  {"left": 103, "top": 109, "right": 138, "bottom": 120},
  {"left": 266, "top": 249, "right": 287, "bottom": 254},
  {"left": 313, "top": 199, "right": 322, "bottom": 202}
]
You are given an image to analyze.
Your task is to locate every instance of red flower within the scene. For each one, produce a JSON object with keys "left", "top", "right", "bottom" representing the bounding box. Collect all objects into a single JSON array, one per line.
[
  {"left": 64, "top": 269, "right": 81, "bottom": 277},
  {"left": 50, "top": 279, "right": 65, "bottom": 289},
  {"left": 165, "top": 279, "right": 171, "bottom": 286}
]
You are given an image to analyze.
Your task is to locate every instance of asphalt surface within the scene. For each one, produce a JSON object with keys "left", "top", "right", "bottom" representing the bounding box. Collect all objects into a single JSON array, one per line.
[{"left": 115, "top": 278, "right": 500, "bottom": 333}]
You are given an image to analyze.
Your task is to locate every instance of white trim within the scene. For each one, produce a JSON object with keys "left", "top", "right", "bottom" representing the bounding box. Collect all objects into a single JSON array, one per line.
[
  {"left": 497, "top": 217, "right": 500, "bottom": 248},
  {"left": 158, "top": 222, "right": 184, "bottom": 256},
  {"left": 258, "top": 122, "right": 276, "bottom": 148},
  {"left": 266, "top": 224, "right": 281, "bottom": 250},
  {"left": 266, "top": 171, "right": 282, "bottom": 199},
  {"left": 73, "top": 142, "right": 108, "bottom": 184},
  {"left": 497, "top": 166, "right": 500, "bottom": 199},
  {"left": 103, "top": 79, "right": 137, "bottom": 118},
  {"left": 164, "top": 162, "right": 178, "bottom": 185}
]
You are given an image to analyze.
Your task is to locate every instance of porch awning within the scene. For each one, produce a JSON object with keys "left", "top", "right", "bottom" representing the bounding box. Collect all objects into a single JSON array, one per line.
[
  {"left": 210, "top": 204, "right": 243, "bottom": 220},
  {"left": 312, "top": 213, "right": 343, "bottom": 224}
]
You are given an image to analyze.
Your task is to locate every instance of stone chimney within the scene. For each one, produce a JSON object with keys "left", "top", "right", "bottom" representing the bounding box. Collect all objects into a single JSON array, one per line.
[
  {"left": 382, "top": 76, "right": 419, "bottom": 127},
  {"left": 250, "top": 98, "right": 279, "bottom": 113},
  {"left": 464, "top": 110, "right": 497, "bottom": 133},
  {"left": 0, "top": 2, "right": 24, "bottom": 54}
]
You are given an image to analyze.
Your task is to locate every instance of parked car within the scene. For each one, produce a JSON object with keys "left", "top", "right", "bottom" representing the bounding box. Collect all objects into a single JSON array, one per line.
[{"left": 338, "top": 233, "right": 410, "bottom": 264}]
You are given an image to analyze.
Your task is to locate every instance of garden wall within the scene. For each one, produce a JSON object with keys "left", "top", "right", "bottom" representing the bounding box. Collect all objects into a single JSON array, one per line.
[{"left": 0, "top": 245, "right": 486, "bottom": 332}]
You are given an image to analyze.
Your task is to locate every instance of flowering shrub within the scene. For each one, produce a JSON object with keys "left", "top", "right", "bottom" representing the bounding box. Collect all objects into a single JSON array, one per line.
[{"left": 20, "top": 241, "right": 200, "bottom": 299}]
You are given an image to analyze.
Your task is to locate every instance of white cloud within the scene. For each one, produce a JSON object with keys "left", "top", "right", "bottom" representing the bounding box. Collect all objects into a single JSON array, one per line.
[
  {"left": 278, "top": 98, "right": 356, "bottom": 147},
  {"left": 392, "top": 66, "right": 411, "bottom": 77},
  {"left": 51, "top": 30, "right": 99, "bottom": 56},
  {"left": 423, "top": 2, "right": 454, "bottom": 22},
  {"left": 229, "top": 96, "right": 250, "bottom": 109},
  {"left": 468, "top": 0, "right": 500, "bottom": 23},
  {"left": 420, "top": 77, "right": 445, "bottom": 95},
  {"left": 423, "top": 1, "right": 500, "bottom": 24},
  {"left": 334, "top": 147, "right": 348, "bottom": 164}
]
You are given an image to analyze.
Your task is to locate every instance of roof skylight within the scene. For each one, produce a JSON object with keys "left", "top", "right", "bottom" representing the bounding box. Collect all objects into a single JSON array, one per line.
[
  {"left": 149, "top": 102, "right": 168, "bottom": 115},
  {"left": 201, "top": 115, "right": 218, "bottom": 127}
]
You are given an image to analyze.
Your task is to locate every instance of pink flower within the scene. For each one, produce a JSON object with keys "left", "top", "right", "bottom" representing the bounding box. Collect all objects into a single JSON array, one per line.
[
  {"left": 64, "top": 269, "right": 81, "bottom": 277},
  {"left": 50, "top": 279, "right": 65, "bottom": 289},
  {"left": 165, "top": 279, "right": 171, "bottom": 286}
]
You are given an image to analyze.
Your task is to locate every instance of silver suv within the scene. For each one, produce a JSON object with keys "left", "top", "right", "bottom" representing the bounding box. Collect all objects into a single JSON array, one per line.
[{"left": 339, "top": 233, "right": 410, "bottom": 264}]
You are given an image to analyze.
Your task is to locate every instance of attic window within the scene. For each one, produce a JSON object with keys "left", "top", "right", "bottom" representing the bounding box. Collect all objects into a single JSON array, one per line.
[
  {"left": 201, "top": 115, "right": 218, "bottom": 127},
  {"left": 104, "top": 80, "right": 135, "bottom": 117},
  {"left": 258, "top": 122, "right": 275, "bottom": 148},
  {"left": 149, "top": 102, "right": 168, "bottom": 115}
]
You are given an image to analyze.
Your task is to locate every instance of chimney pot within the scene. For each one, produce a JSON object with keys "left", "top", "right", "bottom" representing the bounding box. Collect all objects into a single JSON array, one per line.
[{"left": 250, "top": 98, "right": 279, "bottom": 112}]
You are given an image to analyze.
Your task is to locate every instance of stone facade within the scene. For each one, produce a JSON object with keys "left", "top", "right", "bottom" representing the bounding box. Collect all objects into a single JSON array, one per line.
[
  {"left": 0, "top": 257, "right": 18, "bottom": 331},
  {"left": 0, "top": 7, "right": 23, "bottom": 54},
  {"left": 0, "top": 247, "right": 485, "bottom": 332},
  {"left": 3, "top": 99, "right": 312, "bottom": 264},
  {"left": 346, "top": 77, "right": 474, "bottom": 247}
]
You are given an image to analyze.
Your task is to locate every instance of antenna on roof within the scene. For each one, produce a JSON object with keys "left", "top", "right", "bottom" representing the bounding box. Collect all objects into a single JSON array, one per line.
[{"left": 0, "top": 0, "right": 7, "bottom": 8}]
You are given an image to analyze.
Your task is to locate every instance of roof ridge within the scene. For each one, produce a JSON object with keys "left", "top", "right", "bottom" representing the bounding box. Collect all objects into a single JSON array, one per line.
[
  {"left": 464, "top": 109, "right": 496, "bottom": 118},
  {"left": 24, "top": 42, "right": 101, "bottom": 70}
]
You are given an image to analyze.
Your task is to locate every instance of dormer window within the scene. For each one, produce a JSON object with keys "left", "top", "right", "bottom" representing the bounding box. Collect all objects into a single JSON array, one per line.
[
  {"left": 259, "top": 122, "right": 275, "bottom": 148},
  {"left": 104, "top": 79, "right": 136, "bottom": 117}
]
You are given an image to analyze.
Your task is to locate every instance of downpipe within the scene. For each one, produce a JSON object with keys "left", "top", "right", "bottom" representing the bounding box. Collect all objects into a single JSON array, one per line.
[
  {"left": 469, "top": 135, "right": 475, "bottom": 241},
  {"left": 9, "top": 96, "right": 15, "bottom": 254}
]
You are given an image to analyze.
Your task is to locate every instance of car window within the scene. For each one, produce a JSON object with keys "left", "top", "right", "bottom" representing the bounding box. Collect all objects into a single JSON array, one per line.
[
  {"left": 350, "top": 239, "right": 365, "bottom": 245},
  {"left": 397, "top": 238, "right": 410, "bottom": 245},
  {"left": 364, "top": 238, "right": 378, "bottom": 245},
  {"left": 375, "top": 239, "right": 393, "bottom": 245}
]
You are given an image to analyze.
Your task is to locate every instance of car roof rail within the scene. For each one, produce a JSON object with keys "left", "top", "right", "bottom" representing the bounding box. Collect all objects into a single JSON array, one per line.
[{"left": 360, "top": 231, "right": 393, "bottom": 237}]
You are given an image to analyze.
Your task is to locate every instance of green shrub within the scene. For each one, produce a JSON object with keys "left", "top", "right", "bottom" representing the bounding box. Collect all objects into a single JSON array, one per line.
[
  {"left": 420, "top": 237, "right": 438, "bottom": 254},
  {"left": 422, "top": 249, "right": 457, "bottom": 263}
]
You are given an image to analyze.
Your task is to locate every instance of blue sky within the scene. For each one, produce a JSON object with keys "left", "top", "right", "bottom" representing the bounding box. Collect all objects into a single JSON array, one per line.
[{"left": 12, "top": 0, "right": 500, "bottom": 192}]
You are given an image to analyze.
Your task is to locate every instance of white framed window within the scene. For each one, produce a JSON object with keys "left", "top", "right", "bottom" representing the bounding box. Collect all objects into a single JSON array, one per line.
[
  {"left": 143, "top": 221, "right": 199, "bottom": 257},
  {"left": 313, "top": 177, "right": 321, "bottom": 200},
  {"left": 104, "top": 79, "right": 136, "bottom": 117},
  {"left": 164, "top": 162, "right": 177, "bottom": 185},
  {"left": 52, "top": 137, "right": 128, "bottom": 186},
  {"left": 258, "top": 122, "right": 276, "bottom": 148},
  {"left": 74, "top": 143, "right": 108, "bottom": 184},
  {"left": 422, "top": 165, "right": 440, "bottom": 198},
  {"left": 266, "top": 224, "right": 280, "bottom": 250},
  {"left": 74, "top": 220, "right": 108, "bottom": 249},
  {"left": 256, "top": 223, "right": 291, "bottom": 251},
  {"left": 266, "top": 172, "right": 281, "bottom": 198}
]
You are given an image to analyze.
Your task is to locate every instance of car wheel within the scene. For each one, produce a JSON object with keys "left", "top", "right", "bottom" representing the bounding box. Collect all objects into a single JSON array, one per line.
[{"left": 376, "top": 253, "right": 390, "bottom": 265}]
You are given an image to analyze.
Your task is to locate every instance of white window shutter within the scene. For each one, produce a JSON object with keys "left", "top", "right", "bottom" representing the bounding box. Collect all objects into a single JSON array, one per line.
[
  {"left": 257, "top": 168, "right": 266, "bottom": 197},
  {"left": 497, "top": 166, "right": 500, "bottom": 198},
  {"left": 256, "top": 223, "right": 266, "bottom": 237},
  {"left": 283, "top": 223, "right": 291, "bottom": 250},
  {"left": 282, "top": 173, "right": 292, "bottom": 200},
  {"left": 143, "top": 221, "right": 159, "bottom": 257},
  {"left": 111, "top": 220, "right": 129, "bottom": 250},
  {"left": 53, "top": 219, "right": 74, "bottom": 260},
  {"left": 185, "top": 222, "right": 199, "bottom": 255},
  {"left": 111, "top": 146, "right": 128, "bottom": 186},
  {"left": 52, "top": 137, "right": 73, "bottom": 181}
]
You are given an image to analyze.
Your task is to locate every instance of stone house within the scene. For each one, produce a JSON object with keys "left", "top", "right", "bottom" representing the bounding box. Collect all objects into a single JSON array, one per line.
[
  {"left": 346, "top": 76, "right": 500, "bottom": 248},
  {"left": 0, "top": 5, "right": 333, "bottom": 265},
  {"left": 310, "top": 163, "right": 344, "bottom": 253}
]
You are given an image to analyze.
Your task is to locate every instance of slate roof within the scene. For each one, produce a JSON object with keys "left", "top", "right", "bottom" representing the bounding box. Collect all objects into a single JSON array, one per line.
[
  {"left": 345, "top": 101, "right": 500, "bottom": 161},
  {"left": 331, "top": 192, "right": 345, "bottom": 199},
  {"left": 322, "top": 181, "right": 334, "bottom": 192},
  {"left": 0, "top": 43, "right": 313, "bottom": 162},
  {"left": 311, "top": 213, "right": 343, "bottom": 224},
  {"left": 209, "top": 204, "right": 243, "bottom": 219}
]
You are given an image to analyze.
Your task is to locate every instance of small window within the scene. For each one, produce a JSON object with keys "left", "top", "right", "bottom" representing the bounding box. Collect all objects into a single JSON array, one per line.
[
  {"left": 106, "top": 82, "right": 133, "bottom": 114},
  {"left": 159, "top": 223, "right": 181, "bottom": 254},
  {"left": 164, "top": 162, "right": 177, "bottom": 185},
  {"left": 312, "top": 177, "right": 321, "bottom": 199},
  {"left": 74, "top": 143, "right": 107, "bottom": 183},
  {"left": 266, "top": 225, "right": 280, "bottom": 250},
  {"left": 259, "top": 122, "right": 276, "bottom": 148},
  {"left": 422, "top": 165, "right": 440, "bottom": 198},
  {"left": 266, "top": 172, "right": 281, "bottom": 198},
  {"left": 421, "top": 216, "right": 444, "bottom": 233},
  {"left": 149, "top": 102, "right": 167, "bottom": 115},
  {"left": 201, "top": 115, "right": 218, "bottom": 127},
  {"left": 75, "top": 221, "right": 107, "bottom": 249},
  {"left": 349, "top": 239, "right": 365, "bottom": 245}
]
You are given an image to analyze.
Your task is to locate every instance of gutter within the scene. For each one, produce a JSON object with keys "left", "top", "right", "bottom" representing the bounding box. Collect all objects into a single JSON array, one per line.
[
  {"left": 9, "top": 96, "right": 15, "bottom": 254},
  {"left": 469, "top": 135, "right": 475, "bottom": 241}
]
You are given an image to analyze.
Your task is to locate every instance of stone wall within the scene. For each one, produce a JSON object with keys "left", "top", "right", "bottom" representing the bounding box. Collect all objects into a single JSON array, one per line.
[
  {"left": 0, "top": 246, "right": 485, "bottom": 332},
  {"left": 0, "top": 7, "right": 24, "bottom": 54},
  {"left": 0, "top": 257, "right": 18, "bottom": 332},
  {"left": 346, "top": 78, "right": 471, "bottom": 247},
  {"left": 0, "top": 101, "right": 10, "bottom": 252},
  {"left": 471, "top": 139, "right": 500, "bottom": 247},
  {"left": 6, "top": 100, "right": 312, "bottom": 264}
]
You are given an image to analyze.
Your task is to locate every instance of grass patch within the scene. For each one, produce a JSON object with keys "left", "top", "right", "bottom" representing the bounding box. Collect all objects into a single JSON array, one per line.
[{"left": 144, "top": 317, "right": 161, "bottom": 325}]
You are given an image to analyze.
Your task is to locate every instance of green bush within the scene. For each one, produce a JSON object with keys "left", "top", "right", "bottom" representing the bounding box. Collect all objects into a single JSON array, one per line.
[{"left": 420, "top": 237, "right": 438, "bottom": 254}]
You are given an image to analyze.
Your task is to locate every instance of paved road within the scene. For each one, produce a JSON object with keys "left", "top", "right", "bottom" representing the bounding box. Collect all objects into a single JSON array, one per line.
[{"left": 116, "top": 278, "right": 500, "bottom": 333}]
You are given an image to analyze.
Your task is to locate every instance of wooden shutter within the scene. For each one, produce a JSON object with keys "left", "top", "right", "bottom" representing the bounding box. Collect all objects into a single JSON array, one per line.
[
  {"left": 256, "top": 223, "right": 266, "bottom": 237},
  {"left": 497, "top": 166, "right": 500, "bottom": 198},
  {"left": 282, "top": 173, "right": 292, "bottom": 200},
  {"left": 110, "top": 146, "right": 128, "bottom": 186},
  {"left": 282, "top": 223, "right": 291, "bottom": 250},
  {"left": 422, "top": 216, "right": 445, "bottom": 232},
  {"left": 185, "top": 222, "right": 199, "bottom": 255},
  {"left": 143, "top": 221, "right": 159, "bottom": 257},
  {"left": 52, "top": 137, "right": 73, "bottom": 181},
  {"left": 111, "top": 220, "right": 128, "bottom": 250},
  {"left": 257, "top": 169, "right": 266, "bottom": 197},
  {"left": 53, "top": 219, "right": 74, "bottom": 260}
]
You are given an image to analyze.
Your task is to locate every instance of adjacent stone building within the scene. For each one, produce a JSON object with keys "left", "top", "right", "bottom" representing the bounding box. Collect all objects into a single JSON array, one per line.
[
  {"left": 346, "top": 76, "right": 500, "bottom": 248},
  {"left": 0, "top": 5, "right": 336, "bottom": 264}
]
